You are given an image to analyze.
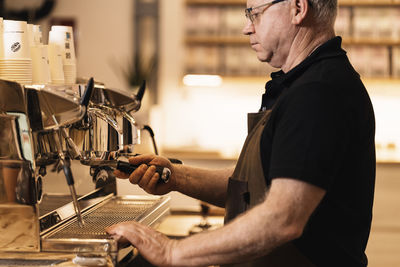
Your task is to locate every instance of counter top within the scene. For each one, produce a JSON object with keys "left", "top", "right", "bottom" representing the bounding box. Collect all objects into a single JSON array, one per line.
[
  {"left": 156, "top": 210, "right": 224, "bottom": 238},
  {"left": 0, "top": 252, "right": 114, "bottom": 267}
]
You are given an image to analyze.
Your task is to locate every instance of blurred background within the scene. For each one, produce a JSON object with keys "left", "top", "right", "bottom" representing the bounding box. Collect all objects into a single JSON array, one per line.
[{"left": 1, "top": 0, "right": 399, "bottom": 265}]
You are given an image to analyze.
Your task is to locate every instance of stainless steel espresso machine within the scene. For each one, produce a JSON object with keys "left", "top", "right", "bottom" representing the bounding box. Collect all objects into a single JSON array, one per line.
[{"left": 0, "top": 79, "right": 170, "bottom": 266}]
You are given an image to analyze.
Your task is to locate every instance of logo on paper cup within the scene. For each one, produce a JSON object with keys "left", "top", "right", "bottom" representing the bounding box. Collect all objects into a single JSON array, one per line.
[{"left": 11, "top": 42, "right": 21, "bottom": 53}]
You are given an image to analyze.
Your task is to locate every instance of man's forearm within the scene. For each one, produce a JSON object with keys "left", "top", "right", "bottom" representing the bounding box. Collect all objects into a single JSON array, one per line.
[
  {"left": 170, "top": 197, "right": 300, "bottom": 266},
  {"left": 169, "top": 178, "right": 325, "bottom": 266},
  {"left": 173, "top": 164, "right": 233, "bottom": 207}
]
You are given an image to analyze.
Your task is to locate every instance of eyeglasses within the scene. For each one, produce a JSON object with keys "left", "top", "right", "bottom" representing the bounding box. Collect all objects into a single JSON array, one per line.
[{"left": 245, "top": 0, "right": 287, "bottom": 23}]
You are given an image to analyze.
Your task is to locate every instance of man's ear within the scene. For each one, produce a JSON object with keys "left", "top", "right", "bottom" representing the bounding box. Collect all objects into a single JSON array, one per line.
[{"left": 291, "top": 0, "right": 309, "bottom": 25}]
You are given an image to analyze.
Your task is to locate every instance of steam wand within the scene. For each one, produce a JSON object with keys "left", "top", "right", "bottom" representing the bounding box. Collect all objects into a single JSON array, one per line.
[
  {"left": 60, "top": 77, "right": 94, "bottom": 227},
  {"left": 55, "top": 129, "right": 85, "bottom": 227},
  {"left": 55, "top": 77, "right": 95, "bottom": 228}
]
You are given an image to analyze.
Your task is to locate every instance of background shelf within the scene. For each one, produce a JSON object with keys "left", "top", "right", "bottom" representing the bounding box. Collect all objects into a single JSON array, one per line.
[
  {"left": 186, "top": 0, "right": 400, "bottom": 7},
  {"left": 186, "top": 36, "right": 400, "bottom": 46},
  {"left": 184, "top": 0, "right": 400, "bottom": 78}
]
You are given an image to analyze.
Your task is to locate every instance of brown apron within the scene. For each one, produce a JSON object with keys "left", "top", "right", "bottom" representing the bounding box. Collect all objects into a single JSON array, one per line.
[{"left": 223, "top": 109, "right": 316, "bottom": 267}]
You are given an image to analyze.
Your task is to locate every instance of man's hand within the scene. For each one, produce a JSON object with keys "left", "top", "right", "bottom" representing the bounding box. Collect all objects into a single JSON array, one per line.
[
  {"left": 106, "top": 221, "right": 177, "bottom": 267},
  {"left": 114, "top": 154, "right": 177, "bottom": 195}
]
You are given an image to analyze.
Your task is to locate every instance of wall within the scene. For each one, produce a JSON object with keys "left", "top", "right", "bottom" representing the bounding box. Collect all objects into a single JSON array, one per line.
[
  {"left": 18, "top": 0, "right": 400, "bottom": 212},
  {"left": 366, "top": 163, "right": 400, "bottom": 266},
  {"left": 154, "top": 0, "right": 400, "bottom": 163},
  {"left": 40, "top": 0, "right": 134, "bottom": 91}
]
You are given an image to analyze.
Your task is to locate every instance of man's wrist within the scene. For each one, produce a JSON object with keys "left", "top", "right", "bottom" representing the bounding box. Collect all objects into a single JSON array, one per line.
[
  {"left": 163, "top": 237, "right": 183, "bottom": 267},
  {"left": 171, "top": 164, "right": 186, "bottom": 193}
]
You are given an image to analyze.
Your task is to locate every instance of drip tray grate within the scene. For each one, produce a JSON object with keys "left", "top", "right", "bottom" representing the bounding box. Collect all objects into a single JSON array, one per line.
[{"left": 46, "top": 198, "right": 158, "bottom": 239}]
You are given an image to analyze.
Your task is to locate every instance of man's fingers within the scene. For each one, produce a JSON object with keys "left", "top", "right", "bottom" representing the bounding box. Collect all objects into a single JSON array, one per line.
[
  {"left": 138, "top": 165, "right": 157, "bottom": 189},
  {"left": 129, "top": 154, "right": 155, "bottom": 165},
  {"left": 114, "top": 169, "right": 129, "bottom": 178},
  {"left": 106, "top": 221, "right": 135, "bottom": 235},
  {"left": 105, "top": 221, "right": 174, "bottom": 267},
  {"left": 147, "top": 172, "right": 160, "bottom": 193},
  {"left": 109, "top": 233, "right": 130, "bottom": 244},
  {"left": 129, "top": 164, "right": 148, "bottom": 185},
  {"left": 106, "top": 221, "right": 144, "bottom": 246}
]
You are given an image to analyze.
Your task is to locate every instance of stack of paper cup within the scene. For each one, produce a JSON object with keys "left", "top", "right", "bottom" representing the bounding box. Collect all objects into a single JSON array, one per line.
[
  {"left": 32, "top": 25, "right": 43, "bottom": 46},
  {"left": 27, "top": 24, "right": 35, "bottom": 47},
  {"left": 47, "top": 43, "right": 65, "bottom": 84},
  {"left": 0, "top": 20, "right": 32, "bottom": 85},
  {"left": 27, "top": 24, "right": 43, "bottom": 47},
  {"left": 28, "top": 24, "right": 51, "bottom": 84},
  {"left": 31, "top": 45, "right": 51, "bottom": 84},
  {"left": 49, "top": 25, "right": 77, "bottom": 85},
  {"left": 0, "top": 18, "right": 3, "bottom": 59}
]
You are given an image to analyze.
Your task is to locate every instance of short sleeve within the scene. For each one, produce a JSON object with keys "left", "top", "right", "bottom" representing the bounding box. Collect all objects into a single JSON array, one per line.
[{"left": 268, "top": 82, "right": 348, "bottom": 190}]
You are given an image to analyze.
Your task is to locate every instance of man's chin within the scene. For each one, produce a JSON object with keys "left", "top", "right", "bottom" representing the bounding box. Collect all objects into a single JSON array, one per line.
[
  {"left": 256, "top": 54, "right": 271, "bottom": 63},
  {"left": 257, "top": 55, "right": 282, "bottom": 69}
]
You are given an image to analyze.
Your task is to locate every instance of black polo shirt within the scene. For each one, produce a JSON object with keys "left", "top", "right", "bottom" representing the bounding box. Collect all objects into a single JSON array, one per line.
[{"left": 260, "top": 37, "right": 376, "bottom": 267}]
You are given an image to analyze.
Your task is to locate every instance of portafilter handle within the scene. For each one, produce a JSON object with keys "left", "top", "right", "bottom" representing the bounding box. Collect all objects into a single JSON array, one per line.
[{"left": 116, "top": 161, "right": 170, "bottom": 183}]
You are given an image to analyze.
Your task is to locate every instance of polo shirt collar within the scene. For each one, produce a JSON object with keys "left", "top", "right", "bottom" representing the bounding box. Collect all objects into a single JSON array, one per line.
[{"left": 260, "top": 36, "right": 345, "bottom": 110}]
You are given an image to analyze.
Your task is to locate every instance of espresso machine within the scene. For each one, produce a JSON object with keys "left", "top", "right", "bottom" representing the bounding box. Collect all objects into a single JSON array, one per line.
[{"left": 0, "top": 79, "right": 170, "bottom": 266}]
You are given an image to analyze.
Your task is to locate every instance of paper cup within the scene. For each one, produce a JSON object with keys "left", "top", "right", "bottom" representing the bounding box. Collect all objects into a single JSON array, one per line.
[
  {"left": 49, "top": 30, "right": 76, "bottom": 65},
  {"left": 31, "top": 45, "right": 51, "bottom": 84},
  {"left": 2, "top": 20, "right": 31, "bottom": 60},
  {"left": 0, "top": 56, "right": 33, "bottom": 85},
  {"left": 32, "top": 25, "right": 43, "bottom": 45},
  {"left": 0, "top": 64, "right": 33, "bottom": 85},
  {"left": 63, "top": 64, "right": 77, "bottom": 85},
  {"left": 27, "top": 24, "right": 35, "bottom": 47},
  {"left": 51, "top": 25, "right": 73, "bottom": 33},
  {"left": 0, "top": 18, "right": 4, "bottom": 58},
  {"left": 48, "top": 43, "right": 65, "bottom": 83}
]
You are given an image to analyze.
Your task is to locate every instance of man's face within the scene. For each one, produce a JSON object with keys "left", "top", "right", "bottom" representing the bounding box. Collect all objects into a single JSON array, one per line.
[{"left": 243, "top": 0, "right": 293, "bottom": 68}]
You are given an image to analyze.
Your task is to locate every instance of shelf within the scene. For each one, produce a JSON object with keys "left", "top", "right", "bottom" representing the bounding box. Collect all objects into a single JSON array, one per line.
[
  {"left": 219, "top": 77, "right": 400, "bottom": 83},
  {"left": 180, "top": 76, "right": 400, "bottom": 87},
  {"left": 186, "top": 0, "right": 400, "bottom": 6},
  {"left": 339, "top": 0, "right": 400, "bottom": 7},
  {"left": 186, "top": 36, "right": 400, "bottom": 46},
  {"left": 186, "top": 36, "right": 248, "bottom": 45},
  {"left": 343, "top": 38, "right": 400, "bottom": 46},
  {"left": 186, "top": 0, "right": 245, "bottom": 5}
]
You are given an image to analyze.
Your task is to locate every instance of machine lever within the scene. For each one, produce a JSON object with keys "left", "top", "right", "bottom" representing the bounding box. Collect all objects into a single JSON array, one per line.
[
  {"left": 135, "top": 80, "right": 146, "bottom": 102},
  {"left": 80, "top": 77, "right": 95, "bottom": 107}
]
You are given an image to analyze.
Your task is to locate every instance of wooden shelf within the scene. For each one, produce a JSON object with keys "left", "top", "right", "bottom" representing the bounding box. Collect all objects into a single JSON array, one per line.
[
  {"left": 186, "top": 36, "right": 248, "bottom": 45},
  {"left": 180, "top": 75, "right": 400, "bottom": 85},
  {"left": 343, "top": 38, "right": 400, "bottom": 46},
  {"left": 339, "top": 0, "right": 400, "bottom": 7},
  {"left": 186, "top": 36, "right": 400, "bottom": 46},
  {"left": 186, "top": 0, "right": 400, "bottom": 6},
  {"left": 186, "top": 0, "right": 245, "bottom": 5}
]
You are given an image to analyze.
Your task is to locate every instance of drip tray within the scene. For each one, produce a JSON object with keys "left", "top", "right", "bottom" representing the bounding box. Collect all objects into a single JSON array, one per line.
[{"left": 41, "top": 196, "right": 170, "bottom": 254}]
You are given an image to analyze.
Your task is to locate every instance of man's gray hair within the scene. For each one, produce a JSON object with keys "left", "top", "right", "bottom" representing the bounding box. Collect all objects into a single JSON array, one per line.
[{"left": 308, "top": 0, "right": 337, "bottom": 26}]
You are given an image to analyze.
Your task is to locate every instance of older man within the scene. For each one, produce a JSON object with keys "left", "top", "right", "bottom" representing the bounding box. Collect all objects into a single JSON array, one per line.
[{"left": 106, "top": 0, "right": 376, "bottom": 266}]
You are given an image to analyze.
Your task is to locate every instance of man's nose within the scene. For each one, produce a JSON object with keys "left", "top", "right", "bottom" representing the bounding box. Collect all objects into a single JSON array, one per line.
[{"left": 242, "top": 19, "right": 254, "bottom": 35}]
